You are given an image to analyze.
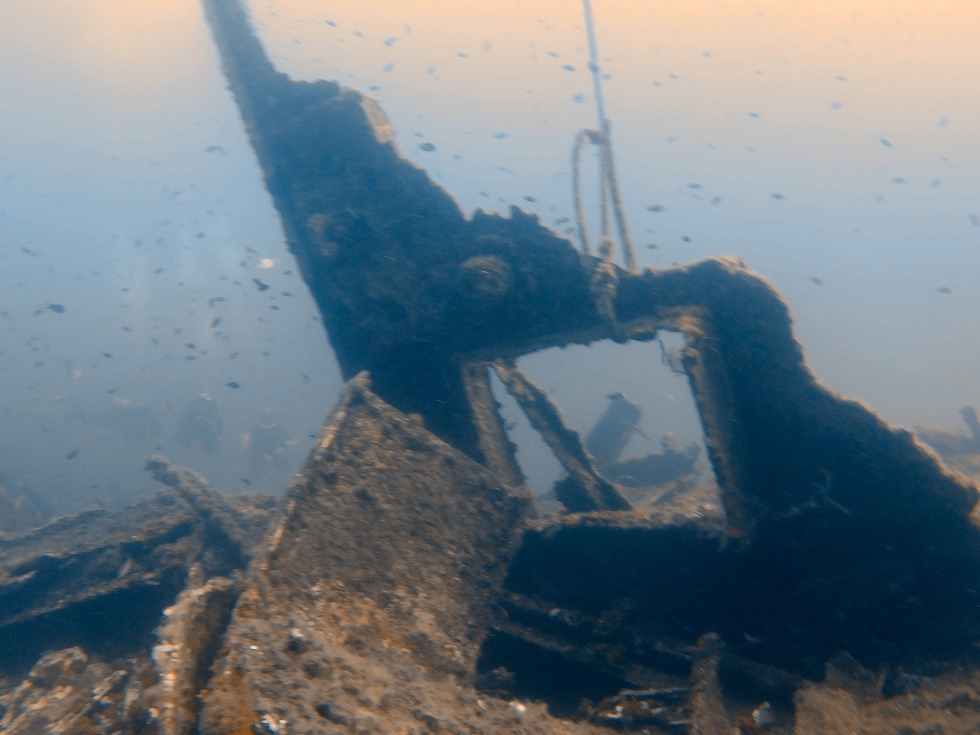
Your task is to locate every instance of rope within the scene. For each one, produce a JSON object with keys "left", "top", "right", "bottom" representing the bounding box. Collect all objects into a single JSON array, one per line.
[
  {"left": 583, "top": 0, "right": 606, "bottom": 130},
  {"left": 573, "top": 0, "right": 637, "bottom": 272},
  {"left": 571, "top": 130, "right": 592, "bottom": 255}
]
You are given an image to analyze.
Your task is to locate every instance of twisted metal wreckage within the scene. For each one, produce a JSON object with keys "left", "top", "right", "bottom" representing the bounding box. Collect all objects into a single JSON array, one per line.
[{"left": 3, "top": 1, "right": 980, "bottom": 733}]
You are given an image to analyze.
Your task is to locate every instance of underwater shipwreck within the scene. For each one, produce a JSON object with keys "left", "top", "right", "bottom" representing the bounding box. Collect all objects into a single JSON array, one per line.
[{"left": 4, "top": 1, "right": 980, "bottom": 733}]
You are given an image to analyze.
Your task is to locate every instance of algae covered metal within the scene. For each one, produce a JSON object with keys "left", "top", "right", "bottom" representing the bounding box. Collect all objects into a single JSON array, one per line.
[{"left": 3, "top": 0, "right": 980, "bottom": 733}]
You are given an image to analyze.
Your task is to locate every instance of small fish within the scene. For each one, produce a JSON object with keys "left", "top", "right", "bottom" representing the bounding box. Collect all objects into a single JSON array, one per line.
[
  {"left": 646, "top": 204, "right": 664, "bottom": 212},
  {"left": 253, "top": 278, "right": 270, "bottom": 292},
  {"left": 226, "top": 381, "right": 241, "bottom": 389},
  {"left": 809, "top": 276, "right": 823, "bottom": 285},
  {"left": 46, "top": 303, "right": 66, "bottom": 314},
  {"left": 210, "top": 317, "right": 222, "bottom": 328},
  {"left": 937, "top": 286, "right": 953, "bottom": 294},
  {"left": 66, "top": 449, "right": 80, "bottom": 460},
  {"left": 205, "top": 145, "right": 225, "bottom": 154}
]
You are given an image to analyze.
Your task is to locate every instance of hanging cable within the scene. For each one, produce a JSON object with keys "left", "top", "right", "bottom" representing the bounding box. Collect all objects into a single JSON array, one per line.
[
  {"left": 573, "top": 0, "right": 636, "bottom": 272},
  {"left": 583, "top": 0, "right": 606, "bottom": 131}
]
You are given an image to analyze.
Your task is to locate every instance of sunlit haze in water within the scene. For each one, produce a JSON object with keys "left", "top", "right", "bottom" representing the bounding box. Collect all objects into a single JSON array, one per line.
[{"left": 0, "top": 0, "right": 977, "bottom": 512}]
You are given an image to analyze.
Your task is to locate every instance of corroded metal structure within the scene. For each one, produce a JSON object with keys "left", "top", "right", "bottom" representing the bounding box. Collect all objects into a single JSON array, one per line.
[{"left": 3, "top": 1, "right": 980, "bottom": 733}]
